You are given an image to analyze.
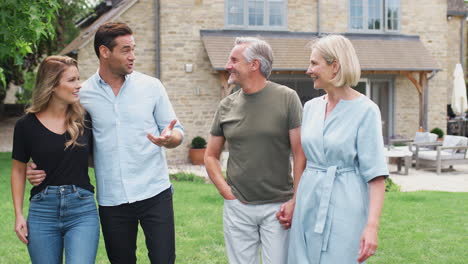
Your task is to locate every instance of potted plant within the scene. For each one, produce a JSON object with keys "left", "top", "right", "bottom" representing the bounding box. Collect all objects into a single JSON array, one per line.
[
  {"left": 430, "top": 127, "right": 444, "bottom": 140},
  {"left": 189, "top": 136, "right": 207, "bottom": 165}
]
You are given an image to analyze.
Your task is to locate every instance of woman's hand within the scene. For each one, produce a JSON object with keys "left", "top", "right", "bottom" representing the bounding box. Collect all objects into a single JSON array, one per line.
[
  {"left": 357, "top": 224, "right": 378, "bottom": 263},
  {"left": 276, "top": 199, "right": 295, "bottom": 229},
  {"left": 15, "top": 215, "right": 28, "bottom": 244}
]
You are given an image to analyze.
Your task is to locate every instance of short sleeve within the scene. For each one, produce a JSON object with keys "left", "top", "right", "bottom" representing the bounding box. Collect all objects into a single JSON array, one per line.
[
  {"left": 357, "top": 104, "right": 389, "bottom": 182},
  {"left": 84, "top": 112, "right": 93, "bottom": 155},
  {"left": 153, "top": 79, "right": 184, "bottom": 139},
  {"left": 210, "top": 106, "right": 224, "bottom": 137},
  {"left": 12, "top": 117, "right": 30, "bottom": 163},
  {"left": 288, "top": 91, "right": 303, "bottom": 130}
]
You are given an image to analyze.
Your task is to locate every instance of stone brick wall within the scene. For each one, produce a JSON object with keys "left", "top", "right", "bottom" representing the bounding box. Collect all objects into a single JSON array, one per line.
[
  {"left": 320, "top": 0, "right": 348, "bottom": 33},
  {"left": 399, "top": 0, "right": 450, "bottom": 135},
  {"left": 288, "top": 0, "right": 316, "bottom": 32},
  {"left": 159, "top": 0, "right": 224, "bottom": 163},
  {"left": 393, "top": 75, "right": 421, "bottom": 136},
  {"left": 447, "top": 16, "right": 464, "bottom": 102}
]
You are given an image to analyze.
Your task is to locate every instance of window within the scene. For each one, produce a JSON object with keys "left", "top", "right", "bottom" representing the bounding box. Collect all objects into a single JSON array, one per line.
[
  {"left": 226, "top": 0, "right": 287, "bottom": 29},
  {"left": 349, "top": 0, "right": 400, "bottom": 32}
]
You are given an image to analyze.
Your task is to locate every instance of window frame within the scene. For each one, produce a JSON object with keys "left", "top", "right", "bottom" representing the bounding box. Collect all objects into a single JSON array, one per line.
[
  {"left": 224, "top": 0, "right": 288, "bottom": 30},
  {"left": 348, "top": 0, "right": 400, "bottom": 33}
]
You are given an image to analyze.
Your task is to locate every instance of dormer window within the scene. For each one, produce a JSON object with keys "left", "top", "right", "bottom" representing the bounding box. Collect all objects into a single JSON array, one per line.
[
  {"left": 225, "top": 0, "right": 287, "bottom": 29},
  {"left": 350, "top": 0, "right": 400, "bottom": 32}
]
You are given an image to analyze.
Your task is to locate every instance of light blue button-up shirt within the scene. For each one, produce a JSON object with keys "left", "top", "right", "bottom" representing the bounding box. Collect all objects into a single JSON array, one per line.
[{"left": 80, "top": 71, "right": 184, "bottom": 206}]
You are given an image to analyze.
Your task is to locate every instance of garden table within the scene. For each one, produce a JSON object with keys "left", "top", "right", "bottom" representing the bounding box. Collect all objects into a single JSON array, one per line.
[{"left": 383, "top": 148, "right": 413, "bottom": 175}]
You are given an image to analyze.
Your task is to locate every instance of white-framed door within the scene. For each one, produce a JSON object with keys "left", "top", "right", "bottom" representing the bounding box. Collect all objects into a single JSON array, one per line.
[{"left": 355, "top": 78, "right": 394, "bottom": 143}]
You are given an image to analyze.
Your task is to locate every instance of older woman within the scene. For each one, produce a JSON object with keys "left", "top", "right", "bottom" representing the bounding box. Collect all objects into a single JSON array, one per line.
[{"left": 287, "top": 35, "right": 388, "bottom": 263}]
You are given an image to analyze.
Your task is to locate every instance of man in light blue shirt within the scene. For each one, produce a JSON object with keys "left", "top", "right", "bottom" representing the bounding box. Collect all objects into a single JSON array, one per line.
[
  {"left": 81, "top": 64, "right": 182, "bottom": 207},
  {"left": 27, "top": 22, "right": 183, "bottom": 264}
]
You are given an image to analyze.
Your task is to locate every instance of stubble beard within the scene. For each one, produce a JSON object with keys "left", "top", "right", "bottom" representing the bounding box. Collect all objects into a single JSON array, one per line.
[{"left": 227, "top": 72, "right": 239, "bottom": 86}]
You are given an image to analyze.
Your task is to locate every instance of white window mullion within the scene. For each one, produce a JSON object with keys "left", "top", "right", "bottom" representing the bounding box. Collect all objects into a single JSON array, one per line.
[
  {"left": 363, "top": 0, "right": 368, "bottom": 31},
  {"left": 379, "top": 0, "right": 383, "bottom": 30},
  {"left": 383, "top": 0, "right": 387, "bottom": 31},
  {"left": 244, "top": 0, "right": 248, "bottom": 26}
]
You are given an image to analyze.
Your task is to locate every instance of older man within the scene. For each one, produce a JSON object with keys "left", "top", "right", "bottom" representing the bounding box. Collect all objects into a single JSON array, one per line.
[{"left": 205, "top": 37, "right": 306, "bottom": 264}]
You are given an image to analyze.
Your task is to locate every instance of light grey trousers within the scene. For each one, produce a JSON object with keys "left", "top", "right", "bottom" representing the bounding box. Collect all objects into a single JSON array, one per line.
[{"left": 223, "top": 199, "right": 289, "bottom": 264}]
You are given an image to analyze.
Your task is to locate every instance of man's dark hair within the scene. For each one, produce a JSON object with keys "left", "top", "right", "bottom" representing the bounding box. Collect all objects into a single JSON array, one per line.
[{"left": 94, "top": 22, "right": 133, "bottom": 58}]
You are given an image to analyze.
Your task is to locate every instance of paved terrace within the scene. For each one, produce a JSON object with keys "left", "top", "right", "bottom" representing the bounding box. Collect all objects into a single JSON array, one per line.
[
  {"left": 1, "top": 117, "right": 467, "bottom": 192},
  {"left": 169, "top": 161, "right": 468, "bottom": 192}
]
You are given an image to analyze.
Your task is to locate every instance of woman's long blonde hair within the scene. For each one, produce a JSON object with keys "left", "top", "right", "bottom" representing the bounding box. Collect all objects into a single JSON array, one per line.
[{"left": 26, "top": 55, "right": 85, "bottom": 149}]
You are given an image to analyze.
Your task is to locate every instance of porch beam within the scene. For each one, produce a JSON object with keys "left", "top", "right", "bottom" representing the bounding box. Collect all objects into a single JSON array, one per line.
[
  {"left": 419, "top": 72, "right": 428, "bottom": 131},
  {"left": 404, "top": 72, "right": 423, "bottom": 94},
  {"left": 362, "top": 70, "right": 432, "bottom": 75},
  {"left": 219, "top": 71, "right": 233, "bottom": 98},
  {"left": 364, "top": 70, "right": 430, "bottom": 132}
]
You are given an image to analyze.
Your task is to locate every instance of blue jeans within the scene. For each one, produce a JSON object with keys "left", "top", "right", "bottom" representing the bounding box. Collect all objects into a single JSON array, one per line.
[{"left": 27, "top": 185, "right": 100, "bottom": 264}]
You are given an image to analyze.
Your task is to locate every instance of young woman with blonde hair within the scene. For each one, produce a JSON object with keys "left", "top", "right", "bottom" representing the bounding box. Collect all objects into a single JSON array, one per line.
[{"left": 11, "top": 55, "right": 99, "bottom": 263}]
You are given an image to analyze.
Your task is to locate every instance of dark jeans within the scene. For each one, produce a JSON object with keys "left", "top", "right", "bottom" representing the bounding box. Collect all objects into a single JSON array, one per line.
[{"left": 99, "top": 187, "right": 175, "bottom": 264}]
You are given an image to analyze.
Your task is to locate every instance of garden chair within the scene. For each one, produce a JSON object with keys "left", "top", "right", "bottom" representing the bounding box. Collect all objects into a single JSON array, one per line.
[
  {"left": 415, "top": 135, "right": 468, "bottom": 174},
  {"left": 389, "top": 132, "right": 439, "bottom": 159}
]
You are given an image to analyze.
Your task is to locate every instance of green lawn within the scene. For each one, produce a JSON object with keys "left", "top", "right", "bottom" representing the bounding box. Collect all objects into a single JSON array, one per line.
[{"left": 1, "top": 152, "right": 467, "bottom": 263}]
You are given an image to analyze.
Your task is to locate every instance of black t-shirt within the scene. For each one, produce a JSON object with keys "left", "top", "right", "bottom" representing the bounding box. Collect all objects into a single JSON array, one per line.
[{"left": 12, "top": 113, "right": 94, "bottom": 199}]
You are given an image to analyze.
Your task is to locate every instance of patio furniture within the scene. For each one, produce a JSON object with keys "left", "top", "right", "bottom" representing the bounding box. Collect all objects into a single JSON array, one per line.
[
  {"left": 389, "top": 132, "right": 439, "bottom": 160},
  {"left": 383, "top": 148, "right": 413, "bottom": 175},
  {"left": 415, "top": 135, "right": 468, "bottom": 174},
  {"left": 447, "top": 118, "right": 468, "bottom": 137}
]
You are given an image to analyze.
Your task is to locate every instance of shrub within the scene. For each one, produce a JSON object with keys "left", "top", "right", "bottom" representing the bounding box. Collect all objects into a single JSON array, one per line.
[
  {"left": 191, "top": 136, "right": 207, "bottom": 149},
  {"left": 15, "top": 70, "right": 35, "bottom": 104},
  {"left": 430, "top": 127, "right": 444, "bottom": 139},
  {"left": 385, "top": 177, "right": 400, "bottom": 192},
  {"left": 170, "top": 172, "right": 206, "bottom": 183}
]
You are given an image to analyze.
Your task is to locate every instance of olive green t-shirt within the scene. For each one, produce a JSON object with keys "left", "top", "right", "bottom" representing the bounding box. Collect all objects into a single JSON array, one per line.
[{"left": 210, "top": 81, "right": 302, "bottom": 204}]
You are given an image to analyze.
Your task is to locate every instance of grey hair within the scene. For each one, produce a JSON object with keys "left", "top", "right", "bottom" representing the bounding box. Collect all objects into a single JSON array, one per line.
[{"left": 234, "top": 37, "right": 274, "bottom": 78}]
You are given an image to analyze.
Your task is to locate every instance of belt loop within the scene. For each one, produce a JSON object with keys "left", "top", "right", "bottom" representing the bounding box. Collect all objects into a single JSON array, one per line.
[
  {"left": 43, "top": 186, "right": 49, "bottom": 195},
  {"left": 72, "top": 185, "right": 77, "bottom": 192}
]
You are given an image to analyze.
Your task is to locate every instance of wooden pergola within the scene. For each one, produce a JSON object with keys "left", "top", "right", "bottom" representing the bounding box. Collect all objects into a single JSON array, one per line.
[{"left": 363, "top": 70, "right": 435, "bottom": 131}]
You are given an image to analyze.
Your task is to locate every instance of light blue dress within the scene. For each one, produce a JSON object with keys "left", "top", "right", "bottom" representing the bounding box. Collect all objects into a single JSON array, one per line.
[{"left": 288, "top": 95, "right": 389, "bottom": 264}]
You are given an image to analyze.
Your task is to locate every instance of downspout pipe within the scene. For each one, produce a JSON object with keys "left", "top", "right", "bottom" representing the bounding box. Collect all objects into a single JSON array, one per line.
[
  {"left": 423, "top": 70, "right": 438, "bottom": 131},
  {"left": 317, "top": 0, "right": 321, "bottom": 35},
  {"left": 461, "top": 14, "right": 466, "bottom": 71},
  {"left": 155, "top": 0, "right": 161, "bottom": 79}
]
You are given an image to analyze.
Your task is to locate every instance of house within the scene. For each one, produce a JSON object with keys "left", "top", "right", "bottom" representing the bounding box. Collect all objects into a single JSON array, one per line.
[{"left": 61, "top": 0, "right": 467, "bottom": 164}]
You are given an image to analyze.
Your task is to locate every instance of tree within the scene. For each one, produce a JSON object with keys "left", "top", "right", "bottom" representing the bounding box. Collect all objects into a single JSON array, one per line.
[
  {"left": 0, "top": 0, "right": 59, "bottom": 101},
  {"left": 0, "top": 0, "right": 96, "bottom": 116}
]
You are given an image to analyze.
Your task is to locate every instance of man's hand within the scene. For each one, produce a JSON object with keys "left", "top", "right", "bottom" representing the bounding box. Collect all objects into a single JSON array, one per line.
[
  {"left": 276, "top": 199, "right": 295, "bottom": 229},
  {"left": 147, "top": 119, "right": 181, "bottom": 148},
  {"left": 26, "top": 162, "right": 46, "bottom": 186},
  {"left": 221, "top": 186, "right": 236, "bottom": 200}
]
